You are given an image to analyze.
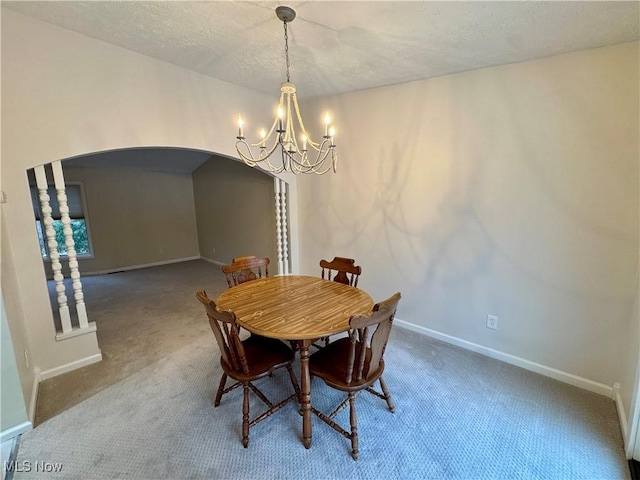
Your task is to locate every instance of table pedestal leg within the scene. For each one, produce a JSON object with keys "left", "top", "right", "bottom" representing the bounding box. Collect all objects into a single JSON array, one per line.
[{"left": 299, "top": 339, "right": 312, "bottom": 448}]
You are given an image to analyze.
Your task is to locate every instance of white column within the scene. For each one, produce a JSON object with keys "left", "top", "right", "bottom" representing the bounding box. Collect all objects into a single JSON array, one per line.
[
  {"left": 34, "top": 165, "right": 72, "bottom": 334},
  {"left": 51, "top": 161, "right": 89, "bottom": 329},
  {"left": 279, "top": 179, "right": 290, "bottom": 275}
]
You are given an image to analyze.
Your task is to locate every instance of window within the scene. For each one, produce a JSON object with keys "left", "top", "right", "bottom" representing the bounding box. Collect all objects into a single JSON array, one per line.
[{"left": 30, "top": 183, "right": 93, "bottom": 259}]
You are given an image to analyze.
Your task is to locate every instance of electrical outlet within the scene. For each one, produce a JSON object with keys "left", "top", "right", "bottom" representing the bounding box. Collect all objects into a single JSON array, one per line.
[{"left": 487, "top": 314, "right": 498, "bottom": 330}]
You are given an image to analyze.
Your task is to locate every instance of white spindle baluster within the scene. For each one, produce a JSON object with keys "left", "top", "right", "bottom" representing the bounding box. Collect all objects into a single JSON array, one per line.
[
  {"left": 52, "top": 161, "right": 89, "bottom": 329},
  {"left": 280, "top": 179, "right": 290, "bottom": 275},
  {"left": 35, "top": 165, "right": 72, "bottom": 333},
  {"left": 275, "top": 178, "right": 284, "bottom": 274}
]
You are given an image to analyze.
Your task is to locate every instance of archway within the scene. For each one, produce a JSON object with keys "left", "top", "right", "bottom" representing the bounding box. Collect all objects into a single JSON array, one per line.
[
  {"left": 29, "top": 147, "right": 294, "bottom": 338},
  {"left": 26, "top": 146, "right": 297, "bottom": 423}
]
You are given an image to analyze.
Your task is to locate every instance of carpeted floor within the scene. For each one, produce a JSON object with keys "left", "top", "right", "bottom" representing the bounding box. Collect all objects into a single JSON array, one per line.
[
  {"left": 21, "top": 260, "right": 629, "bottom": 479},
  {"left": 37, "top": 260, "right": 224, "bottom": 424}
]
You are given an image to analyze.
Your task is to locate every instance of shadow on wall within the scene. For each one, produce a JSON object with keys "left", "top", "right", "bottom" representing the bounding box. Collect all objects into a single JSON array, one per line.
[
  {"left": 303, "top": 74, "right": 637, "bottom": 305},
  {"left": 302, "top": 85, "right": 493, "bottom": 290}
]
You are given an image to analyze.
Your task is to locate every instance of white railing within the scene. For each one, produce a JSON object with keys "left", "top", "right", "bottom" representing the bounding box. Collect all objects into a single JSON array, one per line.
[
  {"left": 33, "top": 162, "right": 93, "bottom": 339},
  {"left": 34, "top": 165, "right": 72, "bottom": 333}
]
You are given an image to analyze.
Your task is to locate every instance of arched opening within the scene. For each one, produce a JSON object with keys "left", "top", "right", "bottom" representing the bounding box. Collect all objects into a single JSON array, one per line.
[{"left": 26, "top": 146, "right": 293, "bottom": 423}]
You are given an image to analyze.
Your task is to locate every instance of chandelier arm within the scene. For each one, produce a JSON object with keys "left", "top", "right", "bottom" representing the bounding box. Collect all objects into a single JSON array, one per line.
[
  {"left": 280, "top": 147, "right": 336, "bottom": 175},
  {"left": 264, "top": 156, "right": 287, "bottom": 174},
  {"left": 304, "top": 139, "right": 321, "bottom": 151},
  {"left": 259, "top": 113, "right": 280, "bottom": 147},
  {"left": 289, "top": 143, "right": 332, "bottom": 170},
  {"left": 312, "top": 159, "right": 337, "bottom": 175},
  {"left": 304, "top": 149, "right": 337, "bottom": 175},
  {"left": 281, "top": 145, "right": 290, "bottom": 172},
  {"left": 257, "top": 150, "right": 287, "bottom": 173},
  {"left": 294, "top": 157, "right": 332, "bottom": 175},
  {"left": 236, "top": 139, "right": 281, "bottom": 166},
  {"left": 235, "top": 139, "right": 258, "bottom": 164}
]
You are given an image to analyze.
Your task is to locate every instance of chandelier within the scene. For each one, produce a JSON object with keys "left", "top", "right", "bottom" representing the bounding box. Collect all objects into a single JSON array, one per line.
[{"left": 235, "top": 6, "right": 337, "bottom": 175}]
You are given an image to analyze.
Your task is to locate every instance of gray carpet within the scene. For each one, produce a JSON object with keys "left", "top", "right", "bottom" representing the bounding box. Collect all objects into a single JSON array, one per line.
[
  {"left": 14, "top": 322, "right": 629, "bottom": 479},
  {"left": 37, "top": 261, "right": 221, "bottom": 424}
]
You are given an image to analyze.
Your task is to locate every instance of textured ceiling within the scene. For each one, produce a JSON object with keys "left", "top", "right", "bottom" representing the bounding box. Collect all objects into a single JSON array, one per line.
[{"left": 3, "top": 1, "right": 639, "bottom": 99}]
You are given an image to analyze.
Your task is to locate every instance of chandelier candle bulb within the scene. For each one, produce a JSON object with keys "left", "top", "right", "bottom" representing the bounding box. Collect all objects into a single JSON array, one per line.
[
  {"left": 237, "top": 116, "right": 244, "bottom": 138},
  {"left": 278, "top": 108, "right": 284, "bottom": 132}
]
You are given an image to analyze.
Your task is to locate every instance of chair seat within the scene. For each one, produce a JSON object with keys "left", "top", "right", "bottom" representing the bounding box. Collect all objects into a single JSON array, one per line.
[
  {"left": 309, "top": 338, "right": 384, "bottom": 391},
  {"left": 221, "top": 335, "right": 295, "bottom": 381}
]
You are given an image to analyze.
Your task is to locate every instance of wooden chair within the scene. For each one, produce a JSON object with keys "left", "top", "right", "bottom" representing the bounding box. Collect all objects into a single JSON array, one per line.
[
  {"left": 320, "top": 257, "right": 362, "bottom": 287},
  {"left": 222, "top": 256, "right": 270, "bottom": 288},
  {"left": 308, "top": 292, "right": 401, "bottom": 460},
  {"left": 220, "top": 256, "right": 272, "bottom": 390},
  {"left": 196, "top": 290, "right": 301, "bottom": 447},
  {"left": 314, "top": 257, "right": 363, "bottom": 348}
]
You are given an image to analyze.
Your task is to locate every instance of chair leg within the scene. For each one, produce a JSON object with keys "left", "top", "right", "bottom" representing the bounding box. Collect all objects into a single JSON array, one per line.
[
  {"left": 379, "top": 376, "right": 395, "bottom": 413},
  {"left": 242, "top": 383, "right": 250, "bottom": 448},
  {"left": 348, "top": 392, "right": 359, "bottom": 460},
  {"left": 286, "top": 364, "right": 302, "bottom": 403},
  {"left": 215, "top": 373, "right": 227, "bottom": 407}
]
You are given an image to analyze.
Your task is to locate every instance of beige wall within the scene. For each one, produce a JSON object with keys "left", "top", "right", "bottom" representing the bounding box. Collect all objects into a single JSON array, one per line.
[
  {"left": 193, "top": 157, "right": 277, "bottom": 265},
  {"left": 299, "top": 43, "right": 638, "bottom": 390},
  {"left": 1, "top": 293, "right": 29, "bottom": 433},
  {"left": 1, "top": 10, "right": 296, "bottom": 416},
  {"left": 49, "top": 166, "right": 199, "bottom": 275}
]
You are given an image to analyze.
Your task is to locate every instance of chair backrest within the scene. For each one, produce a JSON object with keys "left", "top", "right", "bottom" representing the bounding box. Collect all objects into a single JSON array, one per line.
[
  {"left": 196, "top": 290, "right": 249, "bottom": 375},
  {"left": 320, "top": 257, "right": 362, "bottom": 287},
  {"left": 345, "top": 292, "right": 401, "bottom": 384},
  {"left": 222, "top": 256, "right": 270, "bottom": 288}
]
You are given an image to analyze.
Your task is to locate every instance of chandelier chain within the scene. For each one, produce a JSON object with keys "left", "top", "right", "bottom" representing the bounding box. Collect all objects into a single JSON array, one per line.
[{"left": 283, "top": 20, "right": 290, "bottom": 83}]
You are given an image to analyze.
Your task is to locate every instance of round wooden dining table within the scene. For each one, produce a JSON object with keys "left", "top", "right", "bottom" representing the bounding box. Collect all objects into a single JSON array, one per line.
[{"left": 216, "top": 275, "right": 373, "bottom": 449}]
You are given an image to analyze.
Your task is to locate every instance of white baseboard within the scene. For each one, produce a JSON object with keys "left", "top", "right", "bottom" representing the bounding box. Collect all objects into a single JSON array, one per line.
[
  {"left": 0, "top": 421, "right": 32, "bottom": 443},
  {"left": 612, "top": 381, "right": 635, "bottom": 458},
  {"left": 28, "top": 368, "right": 40, "bottom": 423},
  {"left": 39, "top": 353, "right": 102, "bottom": 381},
  {"left": 83, "top": 256, "right": 201, "bottom": 276},
  {"left": 199, "top": 256, "right": 224, "bottom": 267},
  {"left": 394, "top": 319, "right": 614, "bottom": 398}
]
